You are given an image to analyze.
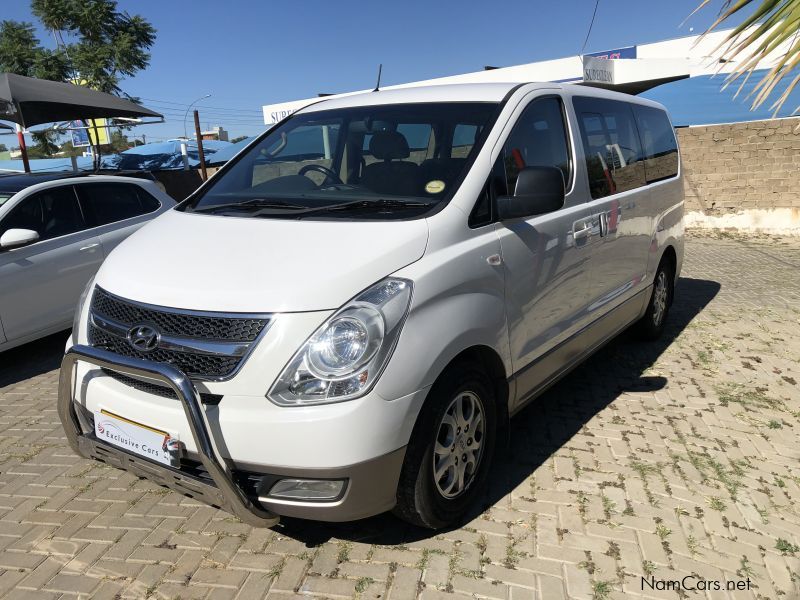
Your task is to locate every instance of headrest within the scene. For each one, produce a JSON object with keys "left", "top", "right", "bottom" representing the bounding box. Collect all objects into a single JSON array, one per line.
[{"left": 369, "top": 131, "right": 410, "bottom": 160}]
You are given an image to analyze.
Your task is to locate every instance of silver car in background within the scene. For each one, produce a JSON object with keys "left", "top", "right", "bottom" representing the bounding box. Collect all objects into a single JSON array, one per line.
[{"left": 0, "top": 174, "right": 175, "bottom": 352}]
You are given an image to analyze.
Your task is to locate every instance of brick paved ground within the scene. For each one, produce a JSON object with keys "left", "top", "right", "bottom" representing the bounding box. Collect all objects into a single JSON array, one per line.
[{"left": 1, "top": 233, "right": 800, "bottom": 600}]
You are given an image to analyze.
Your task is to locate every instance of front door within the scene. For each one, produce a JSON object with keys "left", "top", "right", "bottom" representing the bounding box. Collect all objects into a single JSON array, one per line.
[
  {"left": 0, "top": 185, "right": 103, "bottom": 342},
  {"left": 492, "top": 95, "right": 597, "bottom": 408}
]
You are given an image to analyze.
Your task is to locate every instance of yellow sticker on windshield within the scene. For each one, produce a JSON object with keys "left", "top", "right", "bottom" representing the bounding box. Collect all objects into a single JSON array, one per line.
[{"left": 425, "top": 180, "right": 446, "bottom": 194}]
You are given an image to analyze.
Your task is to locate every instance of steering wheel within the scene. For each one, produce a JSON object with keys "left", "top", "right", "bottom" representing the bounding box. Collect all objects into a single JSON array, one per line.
[{"left": 299, "top": 164, "right": 343, "bottom": 185}]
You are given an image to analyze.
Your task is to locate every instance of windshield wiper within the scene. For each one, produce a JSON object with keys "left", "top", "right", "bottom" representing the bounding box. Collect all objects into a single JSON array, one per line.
[
  {"left": 191, "top": 198, "right": 307, "bottom": 213},
  {"left": 291, "top": 198, "right": 433, "bottom": 217}
]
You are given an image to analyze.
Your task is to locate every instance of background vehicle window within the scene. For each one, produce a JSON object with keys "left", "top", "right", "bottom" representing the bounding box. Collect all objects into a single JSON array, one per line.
[
  {"left": 503, "top": 97, "right": 571, "bottom": 196},
  {"left": 573, "top": 97, "right": 646, "bottom": 199},
  {"left": 77, "top": 183, "right": 161, "bottom": 226},
  {"left": 0, "top": 186, "right": 85, "bottom": 241},
  {"left": 633, "top": 105, "right": 679, "bottom": 182}
]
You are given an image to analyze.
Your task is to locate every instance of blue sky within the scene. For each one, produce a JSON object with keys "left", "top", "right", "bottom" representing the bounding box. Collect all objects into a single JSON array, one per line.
[{"left": 2, "top": 0, "right": 766, "bottom": 142}]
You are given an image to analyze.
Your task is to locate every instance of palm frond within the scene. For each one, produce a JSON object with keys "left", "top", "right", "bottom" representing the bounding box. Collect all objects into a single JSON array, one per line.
[{"left": 694, "top": 0, "right": 800, "bottom": 116}]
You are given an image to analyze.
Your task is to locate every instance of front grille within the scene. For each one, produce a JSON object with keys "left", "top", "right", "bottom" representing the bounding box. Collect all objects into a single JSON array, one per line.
[
  {"left": 90, "top": 327, "right": 239, "bottom": 377},
  {"left": 102, "top": 370, "right": 223, "bottom": 405},
  {"left": 88, "top": 287, "right": 270, "bottom": 381},
  {"left": 92, "top": 287, "right": 267, "bottom": 341}
]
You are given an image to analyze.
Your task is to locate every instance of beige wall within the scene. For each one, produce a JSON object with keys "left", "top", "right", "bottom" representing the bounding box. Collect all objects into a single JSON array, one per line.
[{"left": 677, "top": 117, "right": 800, "bottom": 215}]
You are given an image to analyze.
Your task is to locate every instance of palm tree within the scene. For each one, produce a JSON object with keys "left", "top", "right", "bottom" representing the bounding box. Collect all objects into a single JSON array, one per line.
[{"left": 693, "top": 0, "right": 800, "bottom": 116}]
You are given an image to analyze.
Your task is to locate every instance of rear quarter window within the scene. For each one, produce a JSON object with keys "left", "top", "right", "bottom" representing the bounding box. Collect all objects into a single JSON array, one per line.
[
  {"left": 633, "top": 105, "right": 679, "bottom": 182},
  {"left": 77, "top": 183, "right": 161, "bottom": 226},
  {"left": 572, "top": 96, "right": 646, "bottom": 199}
]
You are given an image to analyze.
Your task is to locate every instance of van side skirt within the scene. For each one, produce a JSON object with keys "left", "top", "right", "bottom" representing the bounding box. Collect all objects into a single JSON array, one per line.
[{"left": 509, "top": 286, "right": 650, "bottom": 416}]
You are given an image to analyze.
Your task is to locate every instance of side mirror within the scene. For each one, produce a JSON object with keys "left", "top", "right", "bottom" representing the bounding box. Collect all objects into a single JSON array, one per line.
[
  {"left": 497, "top": 166, "right": 565, "bottom": 220},
  {"left": 0, "top": 228, "right": 40, "bottom": 249}
]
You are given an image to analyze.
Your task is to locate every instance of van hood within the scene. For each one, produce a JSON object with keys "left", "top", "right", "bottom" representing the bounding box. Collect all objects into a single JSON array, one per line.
[{"left": 95, "top": 209, "right": 429, "bottom": 312}]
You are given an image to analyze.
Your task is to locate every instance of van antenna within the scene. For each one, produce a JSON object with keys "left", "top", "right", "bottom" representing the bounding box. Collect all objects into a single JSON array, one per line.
[{"left": 373, "top": 64, "right": 382, "bottom": 92}]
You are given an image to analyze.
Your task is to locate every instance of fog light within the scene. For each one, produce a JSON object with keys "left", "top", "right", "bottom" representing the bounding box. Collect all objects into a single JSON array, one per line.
[{"left": 268, "top": 478, "right": 346, "bottom": 501}]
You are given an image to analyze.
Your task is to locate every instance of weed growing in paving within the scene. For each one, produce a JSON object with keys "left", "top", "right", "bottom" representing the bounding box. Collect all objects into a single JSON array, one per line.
[
  {"left": 355, "top": 577, "right": 374, "bottom": 594},
  {"left": 776, "top": 538, "right": 800, "bottom": 555},
  {"left": 592, "top": 579, "right": 615, "bottom": 600},
  {"left": 642, "top": 560, "right": 656, "bottom": 576},
  {"left": 716, "top": 383, "right": 785, "bottom": 412}
]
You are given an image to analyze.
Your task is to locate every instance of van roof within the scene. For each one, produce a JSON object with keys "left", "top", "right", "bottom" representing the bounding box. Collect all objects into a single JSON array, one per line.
[
  {"left": 301, "top": 82, "right": 531, "bottom": 112},
  {"left": 299, "top": 81, "right": 667, "bottom": 113}
]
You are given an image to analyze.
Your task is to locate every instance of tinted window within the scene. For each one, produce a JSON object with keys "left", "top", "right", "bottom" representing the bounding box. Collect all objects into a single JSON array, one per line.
[
  {"left": 633, "top": 105, "right": 679, "bottom": 182},
  {"left": 77, "top": 183, "right": 161, "bottom": 226},
  {"left": 573, "top": 97, "right": 646, "bottom": 199},
  {"left": 503, "top": 97, "right": 571, "bottom": 196},
  {"left": 0, "top": 186, "right": 85, "bottom": 241}
]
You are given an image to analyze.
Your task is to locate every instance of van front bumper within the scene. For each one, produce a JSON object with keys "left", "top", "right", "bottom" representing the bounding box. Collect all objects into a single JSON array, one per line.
[{"left": 59, "top": 344, "right": 409, "bottom": 524}]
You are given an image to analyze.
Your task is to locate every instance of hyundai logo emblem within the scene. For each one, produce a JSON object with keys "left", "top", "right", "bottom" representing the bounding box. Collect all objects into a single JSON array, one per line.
[{"left": 127, "top": 324, "right": 160, "bottom": 353}]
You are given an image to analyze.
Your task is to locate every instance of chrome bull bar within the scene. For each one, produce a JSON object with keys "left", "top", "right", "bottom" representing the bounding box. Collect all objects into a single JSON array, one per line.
[{"left": 58, "top": 344, "right": 279, "bottom": 527}]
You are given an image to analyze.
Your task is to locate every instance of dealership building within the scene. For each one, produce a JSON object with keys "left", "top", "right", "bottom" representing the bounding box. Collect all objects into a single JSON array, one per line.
[{"left": 262, "top": 27, "right": 800, "bottom": 128}]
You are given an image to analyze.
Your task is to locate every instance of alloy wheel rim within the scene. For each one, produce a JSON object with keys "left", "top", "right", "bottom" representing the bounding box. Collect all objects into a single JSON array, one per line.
[
  {"left": 652, "top": 271, "right": 668, "bottom": 326},
  {"left": 433, "top": 391, "right": 485, "bottom": 499}
]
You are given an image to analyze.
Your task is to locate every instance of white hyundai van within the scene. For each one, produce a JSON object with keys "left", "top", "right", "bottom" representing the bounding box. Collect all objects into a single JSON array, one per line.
[{"left": 60, "top": 82, "right": 683, "bottom": 529}]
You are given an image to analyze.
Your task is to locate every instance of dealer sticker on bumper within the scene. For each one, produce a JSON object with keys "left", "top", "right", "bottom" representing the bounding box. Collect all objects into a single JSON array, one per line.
[{"left": 94, "top": 410, "right": 176, "bottom": 466}]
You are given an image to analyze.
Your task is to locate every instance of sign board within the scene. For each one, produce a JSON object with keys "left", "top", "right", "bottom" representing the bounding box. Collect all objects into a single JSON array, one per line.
[
  {"left": 261, "top": 99, "right": 316, "bottom": 125},
  {"left": 585, "top": 46, "right": 637, "bottom": 60},
  {"left": 70, "top": 119, "right": 110, "bottom": 147},
  {"left": 582, "top": 56, "right": 615, "bottom": 84}
]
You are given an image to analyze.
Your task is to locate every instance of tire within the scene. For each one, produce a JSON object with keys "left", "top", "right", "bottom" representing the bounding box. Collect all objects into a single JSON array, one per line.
[
  {"left": 635, "top": 258, "right": 674, "bottom": 341},
  {"left": 394, "top": 362, "right": 497, "bottom": 529}
]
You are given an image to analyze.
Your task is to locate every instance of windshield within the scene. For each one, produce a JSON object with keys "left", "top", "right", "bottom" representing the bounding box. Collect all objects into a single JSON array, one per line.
[
  {"left": 0, "top": 193, "right": 13, "bottom": 208},
  {"left": 181, "top": 102, "right": 500, "bottom": 219}
]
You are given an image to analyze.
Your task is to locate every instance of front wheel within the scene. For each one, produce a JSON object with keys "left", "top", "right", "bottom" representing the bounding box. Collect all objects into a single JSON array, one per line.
[
  {"left": 635, "top": 259, "right": 674, "bottom": 340},
  {"left": 394, "top": 362, "right": 497, "bottom": 529}
]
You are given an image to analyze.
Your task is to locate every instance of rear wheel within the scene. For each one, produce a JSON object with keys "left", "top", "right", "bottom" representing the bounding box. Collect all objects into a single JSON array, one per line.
[
  {"left": 394, "top": 362, "right": 497, "bottom": 529},
  {"left": 635, "top": 259, "right": 674, "bottom": 340}
]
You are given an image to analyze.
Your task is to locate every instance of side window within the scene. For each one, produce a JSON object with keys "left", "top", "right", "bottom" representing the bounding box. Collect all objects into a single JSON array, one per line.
[
  {"left": 77, "top": 183, "right": 160, "bottom": 226},
  {"left": 573, "top": 97, "right": 646, "bottom": 199},
  {"left": 633, "top": 105, "right": 679, "bottom": 183},
  {"left": 503, "top": 97, "right": 571, "bottom": 196},
  {"left": 452, "top": 124, "right": 480, "bottom": 158},
  {"left": 0, "top": 186, "right": 85, "bottom": 242}
]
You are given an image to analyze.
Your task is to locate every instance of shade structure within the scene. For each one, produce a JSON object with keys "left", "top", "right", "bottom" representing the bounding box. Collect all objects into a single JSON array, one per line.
[{"left": 0, "top": 73, "right": 162, "bottom": 128}]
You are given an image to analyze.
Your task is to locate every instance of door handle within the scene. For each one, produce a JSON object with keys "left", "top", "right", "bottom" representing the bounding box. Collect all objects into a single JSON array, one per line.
[
  {"left": 598, "top": 212, "right": 608, "bottom": 237},
  {"left": 573, "top": 224, "right": 592, "bottom": 240},
  {"left": 80, "top": 243, "right": 100, "bottom": 251}
]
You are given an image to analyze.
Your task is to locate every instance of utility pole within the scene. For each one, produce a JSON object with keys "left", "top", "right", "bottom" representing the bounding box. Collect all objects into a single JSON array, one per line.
[{"left": 194, "top": 109, "right": 207, "bottom": 181}]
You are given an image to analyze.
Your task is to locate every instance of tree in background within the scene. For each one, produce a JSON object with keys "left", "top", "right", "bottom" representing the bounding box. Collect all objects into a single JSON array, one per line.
[
  {"left": 695, "top": 0, "right": 800, "bottom": 116},
  {"left": 29, "top": 0, "right": 156, "bottom": 95},
  {"left": 0, "top": 21, "right": 70, "bottom": 80},
  {"left": 0, "top": 1, "right": 156, "bottom": 157},
  {"left": 99, "top": 129, "right": 131, "bottom": 154},
  {"left": 0, "top": 144, "right": 8, "bottom": 152},
  {"left": 28, "top": 129, "right": 60, "bottom": 157},
  {"left": 230, "top": 135, "right": 249, "bottom": 144}
]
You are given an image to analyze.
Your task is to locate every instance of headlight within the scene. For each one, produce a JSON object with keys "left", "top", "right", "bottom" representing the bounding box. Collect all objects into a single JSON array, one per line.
[
  {"left": 72, "top": 276, "right": 96, "bottom": 342},
  {"left": 268, "top": 278, "right": 412, "bottom": 406}
]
